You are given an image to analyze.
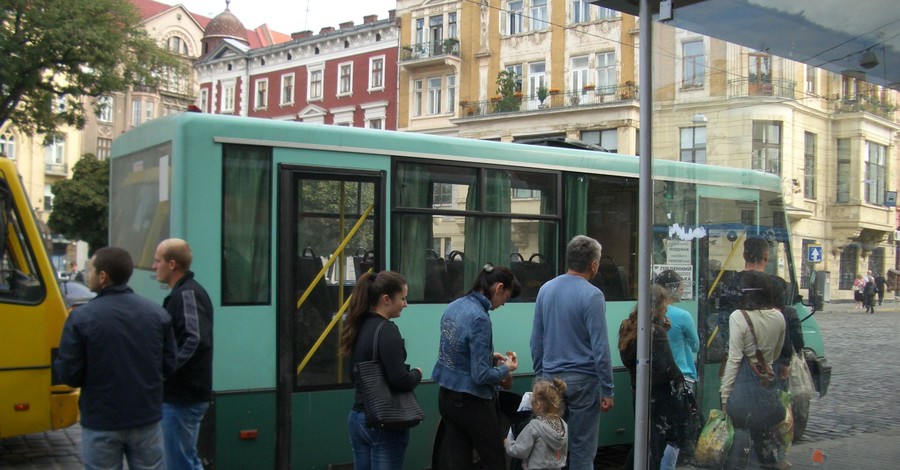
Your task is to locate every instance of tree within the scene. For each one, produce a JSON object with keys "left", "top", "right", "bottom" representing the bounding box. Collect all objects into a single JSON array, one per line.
[
  {"left": 0, "top": 0, "right": 182, "bottom": 139},
  {"left": 48, "top": 154, "right": 108, "bottom": 254},
  {"left": 494, "top": 70, "right": 522, "bottom": 113}
]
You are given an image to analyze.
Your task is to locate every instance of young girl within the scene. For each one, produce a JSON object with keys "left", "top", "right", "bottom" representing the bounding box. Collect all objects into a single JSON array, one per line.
[{"left": 504, "top": 378, "right": 569, "bottom": 469}]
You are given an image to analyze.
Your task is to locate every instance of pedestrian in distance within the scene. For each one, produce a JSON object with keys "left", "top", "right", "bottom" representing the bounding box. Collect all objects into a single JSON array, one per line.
[
  {"left": 864, "top": 274, "right": 877, "bottom": 314},
  {"left": 341, "top": 271, "right": 422, "bottom": 470},
  {"left": 153, "top": 238, "right": 214, "bottom": 470},
  {"left": 874, "top": 272, "right": 887, "bottom": 306},
  {"left": 853, "top": 274, "right": 866, "bottom": 309},
  {"left": 54, "top": 247, "right": 177, "bottom": 470},
  {"left": 504, "top": 377, "right": 569, "bottom": 469},
  {"left": 531, "top": 235, "right": 615, "bottom": 470},
  {"left": 432, "top": 263, "right": 521, "bottom": 470}
]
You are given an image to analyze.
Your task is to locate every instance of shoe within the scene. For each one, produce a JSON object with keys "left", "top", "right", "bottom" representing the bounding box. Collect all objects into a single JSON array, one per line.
[{"left": 775, "top": 461, "right": 793, "bottom": 470}]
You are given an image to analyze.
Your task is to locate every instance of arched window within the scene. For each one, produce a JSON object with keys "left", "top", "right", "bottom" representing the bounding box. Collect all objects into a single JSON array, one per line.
[
  {"left": 0, "top": 132, "right": 15, "bottom": 159},
  {"left": 839, "top": 244, "right": 859, "bottom": 290},
  {"left": 167, "top": 36, "right": 189, "bottom": 55}
]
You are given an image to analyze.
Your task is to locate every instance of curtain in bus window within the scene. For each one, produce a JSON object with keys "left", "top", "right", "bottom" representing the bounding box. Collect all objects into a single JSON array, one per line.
[
  {"left": 222, "top": 145, "right": 271, "bottom": 305},
  {"left": 565, "top": 173, "right": 589, "bottom": 238},
  {"left": 464, "top": 170, "right": 511, "bottom": 283},
  {"left": 394, "top": 164, "right": 432, "bottom": 301}
]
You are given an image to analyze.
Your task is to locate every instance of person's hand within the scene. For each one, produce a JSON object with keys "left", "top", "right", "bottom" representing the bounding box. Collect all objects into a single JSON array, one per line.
[
  {"left": 493, "top": 352, "right": 506, "bottom": 366},
  {"left": 600, "top": 396, "right": 614, "bottom": 412},
  {"left": 499, "top": 372, "right": 513, "bottom": 390},
  {"left": 506, "top": 351, "right": 518, "bottom": 372},
  {"left": 779, "top": 364, "right": 790, "bottom": 380}
]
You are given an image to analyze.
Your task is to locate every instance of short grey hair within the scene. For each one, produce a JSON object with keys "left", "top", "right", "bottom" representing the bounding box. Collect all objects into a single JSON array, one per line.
[{"left": 566, "top": 235, "right": 602, "bottom": 273}]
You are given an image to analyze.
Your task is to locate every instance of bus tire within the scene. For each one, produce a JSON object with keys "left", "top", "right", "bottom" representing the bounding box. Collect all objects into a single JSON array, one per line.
[{"left": 791, "top": 396, "right": 811, "bottom": 443}]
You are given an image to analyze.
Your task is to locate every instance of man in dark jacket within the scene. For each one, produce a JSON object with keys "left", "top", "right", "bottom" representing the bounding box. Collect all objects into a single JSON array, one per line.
[
  {"left": 153, "top": 238, "right": 214, "bottom": 470},
  {"left": 55, "top": 247, "right": 176, "bottom": 470}
]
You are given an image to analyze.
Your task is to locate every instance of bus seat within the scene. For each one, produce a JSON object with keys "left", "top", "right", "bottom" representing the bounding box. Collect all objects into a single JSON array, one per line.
[
  {"left": 296, "top": 247, "right": 338, "bottom": 319},
  {"left": 353, "top": 247, "right": 376, "bottom": 278},
  {"left": 446, "top": 250, "right": 465, "bottom": 300},
  {"left": 510, "top": 253, "right": 553, "bottom": 300},
  {"left": 425, "top": 249, "right": 448, "bottom": 301},
  {"left": 596, "top": 256, "right": 628, "bottom": 301}
]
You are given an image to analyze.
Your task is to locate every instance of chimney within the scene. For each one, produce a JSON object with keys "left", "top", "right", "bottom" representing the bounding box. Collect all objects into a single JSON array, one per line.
[
  {"left": 291, "top": 30, "right": 313, "bottom": 40},
  {"left": 388, "top": 9, "right": 396, "bottom": 20},
  {"left": 363, "top": 14, "right": 378, "bottom": 24},
  {"left": 319, "top": 26, "right": 335, "bottom": 34},
  {"left": 339, "top": 21, "right": 354, "bottom": 29}
]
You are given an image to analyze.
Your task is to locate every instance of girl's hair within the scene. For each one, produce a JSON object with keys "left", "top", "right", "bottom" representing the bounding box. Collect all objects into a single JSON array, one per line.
[
  {"left": 617, "top": 284, "right": 668, "bottom": 351},
  {"left": 339, "top": 271, "right": 407, "bottom": 357},
  {"left": 532, "top": 377, "right": 568, "bottom": 418},
  {"left": 468, "top": 263, "right": 522, "bottom": 301},
  {"left": 739, "top": 270, "right": 775, "bottom": 311}
]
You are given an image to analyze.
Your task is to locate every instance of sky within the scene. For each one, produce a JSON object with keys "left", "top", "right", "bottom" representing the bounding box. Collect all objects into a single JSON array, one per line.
[{"left": 171, "top": 0, "right": 397, "bottom": 35}]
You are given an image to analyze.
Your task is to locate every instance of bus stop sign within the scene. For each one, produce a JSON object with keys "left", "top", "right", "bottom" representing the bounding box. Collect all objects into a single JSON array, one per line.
[{"left": 808, "top": 245, "right": 823, "bottom": 263}]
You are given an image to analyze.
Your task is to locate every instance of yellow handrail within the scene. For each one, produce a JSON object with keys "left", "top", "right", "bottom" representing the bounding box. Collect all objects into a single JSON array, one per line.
[
  {"left": 296, "top": 290, "right": 355, "bottom": 375},
  {"left": 705, "top": 231, "right": 746, "bottom": 349}
]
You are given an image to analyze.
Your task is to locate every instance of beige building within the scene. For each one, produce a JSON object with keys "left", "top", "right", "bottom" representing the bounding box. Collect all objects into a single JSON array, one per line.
[{"left": 393, "top": 1, "right": 900, "bottom": 301}]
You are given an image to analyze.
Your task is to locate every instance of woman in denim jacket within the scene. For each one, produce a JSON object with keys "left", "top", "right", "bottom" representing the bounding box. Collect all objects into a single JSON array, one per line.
[{"left": 432, "top": 264, "right": 522, "bottom": 469}]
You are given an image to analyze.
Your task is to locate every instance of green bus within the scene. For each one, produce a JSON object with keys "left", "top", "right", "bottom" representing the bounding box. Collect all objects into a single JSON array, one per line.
[{"left": 110, "top": 112, "right": 829, "bottom": 469}]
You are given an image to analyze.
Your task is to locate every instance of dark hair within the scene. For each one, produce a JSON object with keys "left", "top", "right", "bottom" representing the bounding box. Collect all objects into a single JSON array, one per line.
[
  {"left": 339, "top": 271, "right": 407, "bottom": 357},
  {"left": 618, "top": 284, "right": 668, "bottom": 351},
  {"left": 468, "top": 264, "right": 521, "bottom": 301},
  {"left": 743, "top": 236, "right": 770, "bottom": 264},
  {"left": 91, "top": 247, "right": 134, "bottom": 286},
  {"left": 739, "top": 270, "right": 775, "bottom": 310},
  {"left": 566, "top": 235, "right": 602, "bottom": 273}
]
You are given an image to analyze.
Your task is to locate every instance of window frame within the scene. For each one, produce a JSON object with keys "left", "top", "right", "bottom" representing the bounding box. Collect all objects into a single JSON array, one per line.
[
  {"left": 680, "top": 126, "right": 707, "bottom": 164},
  {"left": 338, "top": 62, "right": 353, "bottom": 96},
  {"left": 369, "top": 56, "right": 385, "bottom": 91},
  {"left": 751, "top": 120, "right": 781, "bottom": 175},
  {"left": 308, "top": 67, "right": 324, "bottom": 101},
  {"left": 222, "top": 81, "right": 236, "bottom": 113},
  {"left": 507, "top": 0, "right": 524, "bottom": 35},
  {"left": 280, "top": 73, "right": 295, "bottom": 106},
  {"left": 836, "top": 138, "right": 851, "bottom": 203},
  {"left": 254, "top": 78, "right": 268, "bottom": 110},
  {"left": 682, "top": 39, "right": 705, "bottom": 89},
  {"left": 804, "top": 132, "right": 816, "bottom": 199},
  {"left": 864, "top": 140, "right": 887, "bottom": 205}
]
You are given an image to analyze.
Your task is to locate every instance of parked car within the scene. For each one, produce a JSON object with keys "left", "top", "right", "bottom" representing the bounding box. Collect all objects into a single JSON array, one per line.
[{"left": 58, "top": 280, "right": 95, "bottom": 309}]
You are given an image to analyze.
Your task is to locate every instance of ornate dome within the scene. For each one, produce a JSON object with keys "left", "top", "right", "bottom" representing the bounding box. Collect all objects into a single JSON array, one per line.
[{"left": 203, "top": 0, "right": 248, "bottom": 44}]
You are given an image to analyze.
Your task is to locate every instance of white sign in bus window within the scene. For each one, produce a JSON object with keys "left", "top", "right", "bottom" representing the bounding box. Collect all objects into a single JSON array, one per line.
[
  {"left": 665, "top": 239, "right": 692, "bottom": 265},
  {"left": 159, "top": 155, "right": 169, "bottom": 202},
  {"left": 652, "top": 264, "right": 694, "bottom": 300}
]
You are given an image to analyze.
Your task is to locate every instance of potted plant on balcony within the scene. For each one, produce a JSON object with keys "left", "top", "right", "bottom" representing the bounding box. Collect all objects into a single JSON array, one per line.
[
  {"left": 536, "top": 85, "right": 549, "bottom": 106},
  {"left": 442, "top": 37, "right": 460, "bottom": 54},
  {"left": 582, "top": 83, "right": 596, "bottom": 94}
]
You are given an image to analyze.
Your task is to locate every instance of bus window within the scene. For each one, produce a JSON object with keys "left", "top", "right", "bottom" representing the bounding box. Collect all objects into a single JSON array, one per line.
[
  {"left": 652, "top": 180, "right": 698, "bottom": 299},
  {"left": 393, "top": 161, "right": 559, "bottom": 302},
  {"left": 0, "top": 180, "right": 44, "bottom": 303},
  {"left": 566, "top": 173, "right": 639, "bottom": 301}
]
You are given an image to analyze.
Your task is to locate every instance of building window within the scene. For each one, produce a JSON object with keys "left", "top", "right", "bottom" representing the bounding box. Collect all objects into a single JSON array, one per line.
[
  {"left": 429, "top": 15, "right": 444, "bottom": 53},
  {"left": 131, "top": 99, "right": 142, "bottom": 126},
  {"left": 222, "top": 82, "right": 235, "bottom": 112},
  {"left": 44, "top": 137, "right": 65, "bottom": 166},
  {"left": 167, "top": 36, "right": 189, "bottom": 55},
  {"left": 447, "top": 74, "right": 457, "bottom": 113},
  {"left": 369, "top": 57, "right": 384, "bottom": 90},
  {"left": 98, "top": 96, "right": 113, "bottom": 123},
  {"left": 309, "top": 68, "right": 323, "bottom": 100},
  {"left": 528, "top": 61, "right": 546, "bottom": 100},
  {"left": 339, "top": 63, "right": 353, "bottom": 95},
  {"left": 804, "top": 132, "right": 816, "bottom": 199},
  {"left": 199, "top": 89, "right": 209, "bottom": 113},
  {"left": 836, "top": 138, "right": 851, "bottom": 203},
  {"left": 415, "top": 18, "right": 425, "bottom": 44},
  {"left": 805, "top": 65, "right": 816, "bottom": 94},
  {"left": 680, "top": 126, "right": 706, "bottom": 163},
  {"left": 751, "top": 121, "right": 781, "bottom": 174},
  {"left": 800, "top": 239, "right": 814, "bottom": 289},
  {"left": 581, "top": 129, "right": 617, "bottom": 153},
  {"left": 531, "top": 0, "right": 548, "bottom": 31},
  {"left": 506, "top": 64, "right": 523, "bottom": 92},
  {"left": 145, "top": 101, "right": 154, "bottom": 122},
  {"left": 97, "top": 138, "right": 112, "bottom": 161},
  {"left": 838, "top": 244, "right": 858, "bottom": 290},
  {"left": 596, "top": 51, "right": 616, "bottom": 94},
  {"left": 44, "top": 184, "right": 54, "bottom": 211},
  {"left": 413, "top": 79, "right": 423, "bottom": 117},
  {"left": 369, "top": 118, "right": 383, "bottom": 130},
  {"left": 597, "top": 6, "right": 618, "bottom": 19},
  {"left": 748, "top": 53, "right": 772, "bottom": 95},
  {"left": 865, "top": 141, "right": 887, "bottom": 205},
  {"left": 571, "top": 56, "right": 589, "bottom": 92},
  {"left": 0, "top": 133, "right": 15, "bottom": 159},
  {"left": 682, "top": 39, "right": 705, "bottom": 88},
  {"left": 507, "top": 1, "right": 523, "bottom": 35},
  {"left": 572, "top": 0, "right": 591, "bottom": 23},
  {"left": 254, "top": 79, "right": 268, "bottom": 109},
  {"left": 448, "top": 12, "right": 458, "bottom": 38},
  {"left": 281, "top": 74, "right": 295, "bottom": 105},
  {"left": 434, "top": 183, "right": 453, "bottom": 205},
  {"left": 427, "top": 77, "right": 442, "bottom": 115}
]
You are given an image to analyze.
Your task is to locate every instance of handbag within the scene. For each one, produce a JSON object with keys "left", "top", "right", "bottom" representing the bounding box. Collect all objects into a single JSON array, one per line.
[
  {"left": 789, "top": 352, "right": 815, "bottom": 402},
  {"left": 354, "top": 321, "right": 425, "bottom": 431},
  {"left": 725, "top": 310, "right": 785, "bottom": 431},
  {"left": 676, "top": 379, "right": 704, "bottom": 453},
  {"left": 694, "top": 409, "right": 734, "bottom": 468}
]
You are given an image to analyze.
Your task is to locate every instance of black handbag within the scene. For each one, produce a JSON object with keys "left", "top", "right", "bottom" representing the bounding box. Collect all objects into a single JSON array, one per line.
[
  {"left": 725, "top": 311, "right": 785, "bottom": 431},
  {"left": 355, "top": 321, "right": 424, "bottom": 431}
]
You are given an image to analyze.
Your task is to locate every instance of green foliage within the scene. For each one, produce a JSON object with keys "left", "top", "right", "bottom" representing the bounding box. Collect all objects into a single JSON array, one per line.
[
  {"left": 0, "top": 0, "right": 183, "bottom": 140},
  {"left": 537, "top": 85, "right": 549, "bottom": 103},
  {"left": 47, "top": 154, "right": 109, "bottom": 254},
  {"left": 494, "top": 70, "right": 521, "bottom": 113}
]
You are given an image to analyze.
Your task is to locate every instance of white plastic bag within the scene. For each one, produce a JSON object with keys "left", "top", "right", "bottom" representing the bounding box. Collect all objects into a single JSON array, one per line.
[{"left": 789, "top": 353, "right": 815, "bottom": 401}]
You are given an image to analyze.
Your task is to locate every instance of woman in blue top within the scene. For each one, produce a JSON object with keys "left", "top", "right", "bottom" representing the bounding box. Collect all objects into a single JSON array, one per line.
[{"left": 432, "top": 264, "right": 522, "bottom": 470}]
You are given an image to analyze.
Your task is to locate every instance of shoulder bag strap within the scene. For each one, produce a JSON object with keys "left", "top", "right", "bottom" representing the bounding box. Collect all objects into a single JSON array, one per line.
[
  {"left": 371, "top": 320, "right": 387, "bottom": 362},
  {"left": 739, "top": 309, "right": 759, "bottom": 346},
  {"left": 740, "top": 309, "right": 774, "bottom": 383}
]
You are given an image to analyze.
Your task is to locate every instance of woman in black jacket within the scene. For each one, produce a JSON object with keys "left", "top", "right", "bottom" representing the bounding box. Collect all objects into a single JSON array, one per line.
[{"left": 340, "top": 271, "right": 422, "bottom": 470}]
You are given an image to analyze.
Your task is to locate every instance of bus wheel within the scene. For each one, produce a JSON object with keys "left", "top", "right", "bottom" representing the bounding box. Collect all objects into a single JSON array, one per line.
[{"left": 791, "top": 396, "right": 811, "bottom": 443}]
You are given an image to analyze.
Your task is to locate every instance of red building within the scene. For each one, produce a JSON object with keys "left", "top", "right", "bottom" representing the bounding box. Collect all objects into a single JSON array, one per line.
[{"left": 195, "top": 7, "right": 399, "bottom": 130}]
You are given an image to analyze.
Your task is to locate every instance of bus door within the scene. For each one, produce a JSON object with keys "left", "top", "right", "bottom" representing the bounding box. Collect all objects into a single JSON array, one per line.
[
  {"left": 0, "top": 161, "right": 76, "bottom": 438},
  {"left": 694, "top": 186, "right": 760, "bottom": 413},
  {"left": 276, "top": 165, "right": 382, "bottom": 468}
]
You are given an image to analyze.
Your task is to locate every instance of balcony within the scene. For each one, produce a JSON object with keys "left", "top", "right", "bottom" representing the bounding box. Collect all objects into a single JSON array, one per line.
[
  {"left": 832, "top": 94, "right": 897, "bottom": 120},
  {"left": 399, "top": 39, "right": 460, "bottom": 69},
  {"left": 727, "top": 77, "right": 796, "bottom": 99},
  {"left": 457, "top": 83, "right": 638, "bottom": 117},
  {"left": 44, "top": 162, "right": 67, "bottom": 176}
]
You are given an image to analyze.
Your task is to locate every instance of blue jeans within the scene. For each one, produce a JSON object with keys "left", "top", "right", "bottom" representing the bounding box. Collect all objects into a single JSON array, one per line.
[
  {"left": 82, "top": 422, "right": 165, "bottom": 470},
  {"left": 162, "top": 402, "right": 209, "bottom": 470},
  {"left": 555, "top": 373, "right": 601, "bottom": 470},
  {"left": 348, "top": 410, "right": 410, "bottom": 470}
]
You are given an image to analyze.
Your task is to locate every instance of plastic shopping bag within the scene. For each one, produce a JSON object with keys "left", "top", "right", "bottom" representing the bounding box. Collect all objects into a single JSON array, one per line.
[
  {"left": 789, "top": 353, "right": 816, "bottom": 401},
  {"left": 774, "top": 390, "right": 795, "bottom": 449},
  {"left": 694, "top": 409, "right": 734, "bottom": 468}
]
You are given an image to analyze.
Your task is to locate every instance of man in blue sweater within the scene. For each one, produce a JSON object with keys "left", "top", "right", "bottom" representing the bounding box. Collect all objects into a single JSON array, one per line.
[
  {"left": 55, "top": 247, "right": 176, "bottom": 470},
  {"left": 531, "top": 235, "right": 614, "bottom": 470}
]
